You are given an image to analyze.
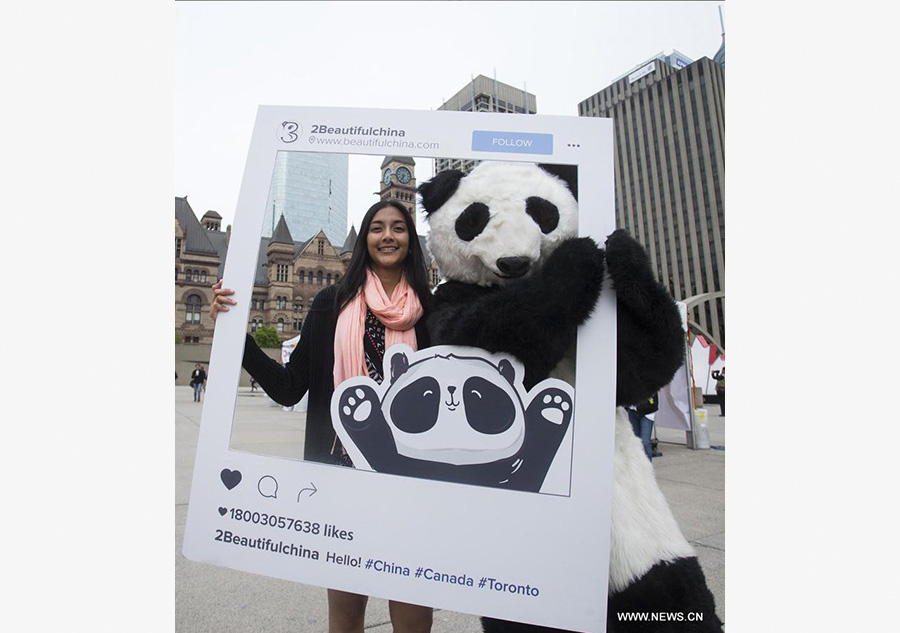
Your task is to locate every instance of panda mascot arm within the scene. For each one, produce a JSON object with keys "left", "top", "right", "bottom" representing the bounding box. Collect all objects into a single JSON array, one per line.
[{"left": 604, "top": 229, "right": 685, "bottom": 406}]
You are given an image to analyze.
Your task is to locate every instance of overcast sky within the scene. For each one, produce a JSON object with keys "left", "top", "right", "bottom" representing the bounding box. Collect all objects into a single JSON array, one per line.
[{"left": 176, "top": 1, "right": 725, "bottom": 235}]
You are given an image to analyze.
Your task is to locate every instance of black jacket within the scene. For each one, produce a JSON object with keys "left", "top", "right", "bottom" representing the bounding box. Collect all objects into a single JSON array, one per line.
[
  {"left": 241, "top": 284, "right": 429, "bottom": 464},
  {"left": 190, "top": 368, "right": 206, "bottom": 385}
]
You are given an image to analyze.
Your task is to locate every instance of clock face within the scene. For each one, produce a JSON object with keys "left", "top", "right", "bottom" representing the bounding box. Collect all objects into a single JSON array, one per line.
[
  {"left": 383, "top": 168, "right": 392, "bottom": 186},
  {"left": 396, "top": 167, "right": 412, "bottom": 184}
]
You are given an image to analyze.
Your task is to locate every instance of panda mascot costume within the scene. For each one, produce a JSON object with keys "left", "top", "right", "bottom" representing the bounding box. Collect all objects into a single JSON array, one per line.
[{"left": 417, "top": 161, "right": 722, "bottom": 632}]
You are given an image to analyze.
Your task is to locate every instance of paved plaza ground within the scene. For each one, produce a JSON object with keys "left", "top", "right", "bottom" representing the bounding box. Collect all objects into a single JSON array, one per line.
[{"left": 176, "top": 386, "right": 725, "bottom": 632}]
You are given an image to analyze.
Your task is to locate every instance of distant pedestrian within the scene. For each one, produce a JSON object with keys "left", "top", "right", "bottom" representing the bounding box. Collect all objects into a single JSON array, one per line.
[
  {"left": 627, "top": 393, "right": 659, "bottom": 461},
  {"left": 711, "top": 367, "right": 725, "bottom": 416},
  {"left": 250, "top": 376, "right": 258, "bottom": 393},
  {"left": 190, "top": 364, "right": 207, "bottom": 402}
]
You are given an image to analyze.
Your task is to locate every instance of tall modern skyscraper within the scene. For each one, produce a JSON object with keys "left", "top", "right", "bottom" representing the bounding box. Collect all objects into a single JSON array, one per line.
[
  {"left": 435, "top": 75, "right": 536, "bottom": 174},
  {"left": 579, "top": 49, "right": 726, "bottom": 348},
  {"left": 262, "top": 151, "right": 349, "bottom": 246}
]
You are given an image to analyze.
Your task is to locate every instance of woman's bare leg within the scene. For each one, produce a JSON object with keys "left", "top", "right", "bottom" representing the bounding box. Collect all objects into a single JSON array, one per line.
[
  {"left": 327, "top": 589, "right": 368, "bottom": 633},
  {"left": 389, "top": 601, "right": 433, "bottom": 633}
]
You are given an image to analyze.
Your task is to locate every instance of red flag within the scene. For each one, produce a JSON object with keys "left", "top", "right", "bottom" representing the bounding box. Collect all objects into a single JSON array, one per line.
[
  {"left": 697, "top": 335, "right": 709, "bottom": 348},
  {"left": 709, "top": 343, "right": 718, "bottom": 365}
]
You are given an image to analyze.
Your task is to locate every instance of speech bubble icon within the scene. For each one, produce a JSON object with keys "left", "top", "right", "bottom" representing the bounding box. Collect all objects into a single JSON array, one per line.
[{"left": 258, "top": 475, "right": 278, "bottom": 499}]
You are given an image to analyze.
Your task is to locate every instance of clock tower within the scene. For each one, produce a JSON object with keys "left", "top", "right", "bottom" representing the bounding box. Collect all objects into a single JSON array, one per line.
[{"left": 378, "top": 156, "right": 417, "bottom": 226}]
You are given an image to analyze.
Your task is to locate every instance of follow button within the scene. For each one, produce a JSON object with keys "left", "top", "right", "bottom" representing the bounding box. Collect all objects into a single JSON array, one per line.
[{"left": 471, "top": 130, "right": 553, "bottom": 155}]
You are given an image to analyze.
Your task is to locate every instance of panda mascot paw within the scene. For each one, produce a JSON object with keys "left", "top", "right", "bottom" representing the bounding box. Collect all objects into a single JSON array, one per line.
[
  {"left": 417, "top": 161, "right": 722, "bottom": 632},
  {"left": 539, "top": 235, "right": 606, "bottom": 310}
]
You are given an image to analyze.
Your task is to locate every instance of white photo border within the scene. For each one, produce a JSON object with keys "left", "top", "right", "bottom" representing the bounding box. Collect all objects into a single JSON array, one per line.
[{"left": 183, "top": 105, "right": 617, "bottom": 632}]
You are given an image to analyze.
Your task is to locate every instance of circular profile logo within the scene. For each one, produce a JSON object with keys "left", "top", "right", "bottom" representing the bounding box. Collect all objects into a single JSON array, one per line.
[{"left": 278, "top": 121, "right": 301, "bottom": 143}]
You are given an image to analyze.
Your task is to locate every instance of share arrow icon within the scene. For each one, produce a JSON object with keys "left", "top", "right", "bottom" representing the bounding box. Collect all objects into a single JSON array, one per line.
[{"left": 297, "top": 483, "right": 318, "bottom": 502}]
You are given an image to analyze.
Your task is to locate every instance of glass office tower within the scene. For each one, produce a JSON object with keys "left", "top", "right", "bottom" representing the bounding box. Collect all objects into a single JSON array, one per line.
[{"left": 263, "top": 151, "right": 349, "bottom": 246}]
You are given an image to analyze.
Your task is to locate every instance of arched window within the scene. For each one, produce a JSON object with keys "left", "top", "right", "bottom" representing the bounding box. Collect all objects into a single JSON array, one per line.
[
  {"left": 185, "top": 294, "right": 202, "bottom": 323},
  {"left": 200, "top": 270, "right": 207, "bottom": 283},
  {"left": 298, "top": 269, "right": 305, "bottom": 284},
  {"left": 277, "top": 318, "right": 285, "bottom": 333},
  {"left": 334, "top": 274, "right": 340, "bottom": 283},
  {"left": 308, "top": 271, "right": 314, "bottom": 284},
  {"left": 326, "top": 273, "right": 332, "bottom": 285},
  {"left": 294, "top": 301, "right": 303, "bottom": 313},
  {"left": 317, "top": 270, "right": 323, "bottom": 285},
  {"left": 192, "top": 270, "right": 199, "bottom": 282}
]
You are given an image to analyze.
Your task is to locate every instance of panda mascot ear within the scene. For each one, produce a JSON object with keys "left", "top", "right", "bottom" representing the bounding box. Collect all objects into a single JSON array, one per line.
[
  {"left": 418, "top": 169, "right": 465, "bottom": 215},
  {"left": 391, "top": 352, "right": 410, "bottom": 383},
  {"left": 498, "top": 359, "right": 516, "bottom": 386},
  {"left": 537, "top": 163, "right": 578, "bottom": 202}
]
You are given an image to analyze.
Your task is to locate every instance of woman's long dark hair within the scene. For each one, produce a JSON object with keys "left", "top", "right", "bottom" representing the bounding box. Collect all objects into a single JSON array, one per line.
[{"left": 334, "top": 200, "right": 433, "bottom": 312}]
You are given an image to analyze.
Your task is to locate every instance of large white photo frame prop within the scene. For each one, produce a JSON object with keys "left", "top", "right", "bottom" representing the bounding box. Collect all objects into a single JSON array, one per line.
[{"left": 183, "top": 106, "right": 617, "bottom": 632}]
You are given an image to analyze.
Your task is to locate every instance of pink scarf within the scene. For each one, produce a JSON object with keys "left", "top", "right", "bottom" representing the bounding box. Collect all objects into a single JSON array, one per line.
[{"left": 333, "top": 268, "right": 423, "bottom": 386}]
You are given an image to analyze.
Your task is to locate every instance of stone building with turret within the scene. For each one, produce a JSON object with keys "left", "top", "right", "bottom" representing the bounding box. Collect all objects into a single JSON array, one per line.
[
  {"left": 175, "top": 196, "right": 356, "bottom": 345},
  {"left": 176, "top": 197, "right": 438, "bottom": 346}
]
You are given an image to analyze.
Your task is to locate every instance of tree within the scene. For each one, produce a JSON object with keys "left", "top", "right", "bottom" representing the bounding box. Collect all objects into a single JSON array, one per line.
[
  {"left": 253, "top": 325, "right": 283, "bottom": 348},
  {"left": 175, "top": 331, "right": 183, "bottom": 344}
]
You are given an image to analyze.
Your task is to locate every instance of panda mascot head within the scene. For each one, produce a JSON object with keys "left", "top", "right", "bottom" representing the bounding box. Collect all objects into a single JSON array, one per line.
[{"left": 419, "top": 161, "right": 579, "bottom": 286}]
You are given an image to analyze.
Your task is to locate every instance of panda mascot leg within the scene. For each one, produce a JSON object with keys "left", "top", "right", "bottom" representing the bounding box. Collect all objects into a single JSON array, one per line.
[
  {"left": 605, "top": 408, "right": 722, "bottom": 632},
  {"left": 482, "top": 409, "right": 721, "bottom": 633},
  {"left": 477, "top": 394, "right": 722, "bottom": 632}
]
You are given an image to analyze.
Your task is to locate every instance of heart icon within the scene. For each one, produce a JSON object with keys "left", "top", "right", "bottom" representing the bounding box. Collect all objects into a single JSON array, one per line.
[
  {"left": 220, "top": 469, "right": 242, "bottom": 490},
  {"left": 218, "top": 507, "right": 228, "bottom": 516}
]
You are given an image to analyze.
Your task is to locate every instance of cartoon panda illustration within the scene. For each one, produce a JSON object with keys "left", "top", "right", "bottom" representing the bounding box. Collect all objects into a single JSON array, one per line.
[{"left": 332, "top": 344, "right": 574, "bottom": 493}]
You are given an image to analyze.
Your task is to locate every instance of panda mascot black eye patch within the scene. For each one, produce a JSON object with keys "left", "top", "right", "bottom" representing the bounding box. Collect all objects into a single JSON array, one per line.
[
  {"left": 389, "top": 376, "right": 440, "bottom": 434},
  {"left": 463, "top": 376, "right": 515, "bottom": 435},
  {"left": 525, "top": 196, "right": 560, "bottom": 234},
  {"left": 455, "top": 202, "right": 490, "bottom": 241}
]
